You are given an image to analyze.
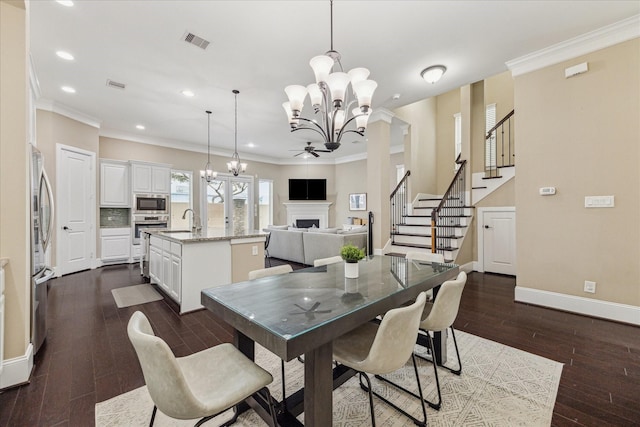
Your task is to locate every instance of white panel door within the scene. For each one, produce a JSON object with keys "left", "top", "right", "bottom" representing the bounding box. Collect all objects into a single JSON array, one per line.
[
  {"left": 59, "top": 147, "right": 94, "bottom": 275},
  {"left": 483, "top": 210, "right": 516, "bottom": 275}
]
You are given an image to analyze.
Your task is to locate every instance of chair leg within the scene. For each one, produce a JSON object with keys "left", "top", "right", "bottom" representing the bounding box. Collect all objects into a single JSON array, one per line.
[
  {"left": 195, "top": 414, "right": 216, "bottom": 427},
  {"left": 149, "top": 405, "right": 157, "bottom": 427},
  {"left": 445, "top": 327, "right": 462, "bottom": 375},
  {"left": 375, "top": 332, "right": 442, "bottom": 411},
  {"left": 358, "top": 372, "right": 377, "bottom": 427},
  {"left": 281, "top": 360, "right": 287, "bottom": 411},
  {"left": 361, "top": 359, "right": 427, "bottom": 427}
]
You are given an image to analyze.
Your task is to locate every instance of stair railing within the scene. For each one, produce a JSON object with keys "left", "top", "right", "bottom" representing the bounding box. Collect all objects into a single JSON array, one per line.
[
  {"left": 485, "top": 109, "right": 515, "bottom": 178},
  {"left": 390, "top": 170, "right": 410, "bottom": 245},
  {"left": 431, "top": 160, "right": 466, "bottom": 257}
]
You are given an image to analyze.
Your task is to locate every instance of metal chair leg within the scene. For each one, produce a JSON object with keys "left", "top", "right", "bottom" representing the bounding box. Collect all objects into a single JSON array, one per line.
[
  {"left": 446, "top": 327, "right": 462, "bottom": 375},
  {"left": 280, "top": 360, "right": 287, "bottom": 411},
  {"left": 358, "top": 372, "right": 377, "bottom": 427},
  {"left": 149, "top": 405, "right": 157, "bottom": 427}
]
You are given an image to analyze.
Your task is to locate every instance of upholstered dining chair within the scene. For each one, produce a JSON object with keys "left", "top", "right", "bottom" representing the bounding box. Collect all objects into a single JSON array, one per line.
[
  {"left": 332, "top": 292, "right": 429, "bottom": 427},
  {"left": 376, "top": 271, "right": 467, "bottom": 411},
  {"left": 127, "top": 311, "right": 278, "bottom": 427},
  {"left": 313, "top": 255, "right": 343, "bottom": 267},
  {"left": 248, "top": 264, "right": 293, "bottom": 280}
]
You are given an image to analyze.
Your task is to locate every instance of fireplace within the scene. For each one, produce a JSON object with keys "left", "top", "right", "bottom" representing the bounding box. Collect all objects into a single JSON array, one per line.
[
  {"left": 284, "top": 202, "right": 332, "bottom": 229},
  {"left": 296, "top": 219, "right": 320, "bottom": 228}
]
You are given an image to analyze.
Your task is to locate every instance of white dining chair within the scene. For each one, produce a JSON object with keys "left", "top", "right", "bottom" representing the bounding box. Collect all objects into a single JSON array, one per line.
[
  {"left": 248, "top": 264, "right": 292, "bottom": 280},
  {"left": 376, "top": 271, "right": 467, "bottom": 411},
  {"left": 313, "top": 255, "right": 343, "bottom": 267},
  {"left": 332, "top": 292, "right": 429, "bottom": 427},
  {"left": 127, "top": 311, "right": 278, "bottom": 427}
]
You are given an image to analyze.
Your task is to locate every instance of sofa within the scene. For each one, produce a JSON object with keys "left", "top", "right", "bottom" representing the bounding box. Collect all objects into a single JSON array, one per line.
[{"left": 264, "top": 225, "right": 367, "bottom": 266}]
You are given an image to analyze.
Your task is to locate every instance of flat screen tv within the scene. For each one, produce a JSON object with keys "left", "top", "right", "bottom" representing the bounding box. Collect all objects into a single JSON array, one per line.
[{"left": 289, "top": 179, "right": 326, "bottom": 201}]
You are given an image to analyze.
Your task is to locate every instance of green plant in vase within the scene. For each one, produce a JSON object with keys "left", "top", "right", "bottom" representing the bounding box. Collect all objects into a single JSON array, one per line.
[{"left": 340, "top": 244, "right": 365, "bottom": 263}]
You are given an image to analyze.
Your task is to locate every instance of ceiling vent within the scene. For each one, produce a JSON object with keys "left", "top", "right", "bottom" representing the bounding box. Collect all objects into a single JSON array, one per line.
[
  {"left": 184, "top": 32, "right": 210, "bottom": 50},
  {"left": 106, "top": 79, "right": 126, "bottom": 90}
]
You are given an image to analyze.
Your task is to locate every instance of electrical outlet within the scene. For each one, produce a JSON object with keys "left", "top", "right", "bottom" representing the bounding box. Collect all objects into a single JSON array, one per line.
[
  {"left": 252, "top": 245, "right": 258, "bottom": 256},
  {"left": 584, "top": 280, "right": 596, "bottom": 293}
]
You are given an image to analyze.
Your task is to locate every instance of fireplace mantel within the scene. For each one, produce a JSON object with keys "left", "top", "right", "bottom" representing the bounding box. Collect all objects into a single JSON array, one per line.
[{"left": 283, "top": 202, "right": 332, "bottom": 229}]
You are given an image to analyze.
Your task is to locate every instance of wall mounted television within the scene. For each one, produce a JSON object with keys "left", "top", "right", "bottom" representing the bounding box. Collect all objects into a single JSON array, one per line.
[{"left": 288, "top": 179, "right": 326, "bottom": 201}]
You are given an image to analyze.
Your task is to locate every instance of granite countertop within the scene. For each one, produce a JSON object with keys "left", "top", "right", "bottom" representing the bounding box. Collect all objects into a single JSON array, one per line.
[{"left": 146, "top": 228, "right": 266, "bottom": 243}]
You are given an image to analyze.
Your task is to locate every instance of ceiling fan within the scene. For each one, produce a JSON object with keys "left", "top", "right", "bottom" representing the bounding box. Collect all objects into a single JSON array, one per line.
[{"left": 290, "top": 141, "right": 332, "bottom": 158}]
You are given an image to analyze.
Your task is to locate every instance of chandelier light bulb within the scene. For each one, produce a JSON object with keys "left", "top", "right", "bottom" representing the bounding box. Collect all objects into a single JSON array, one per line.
[
  {"left": 282, "top": 102, "right": 299, "bottom": 128},
  {"left": 333, "top": 110, "right": 346, "bottom": 132},
  {"left": 353, "top": 80, "right": 378, "bottom": 111},
  {"left": 306, "top": 83, "right": 323, "bottom": 107},
  {"left": 310, "top": 55, "right": 335, "bottom": 83},
  {"left": 284, "top": 85, "right": 307, "bottom": 116},
  {"left": 347, "top": 68, "right": 370, "bottom": 86},
  {"left": 353, "top": 108, "right": 371, "bottom": 131},
  {"left": 325, "top": 72, "right": 350, "bottom": 107}
]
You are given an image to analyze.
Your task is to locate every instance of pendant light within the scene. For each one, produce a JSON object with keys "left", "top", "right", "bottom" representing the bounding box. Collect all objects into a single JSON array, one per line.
[
  {"left": 227, "top": 89, "right": 247, "bottom": 176},
  {"left": 200, "top": 110, "right": 216, "bottom": 182}
]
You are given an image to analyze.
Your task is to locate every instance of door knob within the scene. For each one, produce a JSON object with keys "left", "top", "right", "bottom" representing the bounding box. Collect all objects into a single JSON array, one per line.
[
  {"left": 484, "top": 225, "right": 491, "bottom": 229},
  {"left": 63, "top": 226, "right": 72, "bottom": 231}
]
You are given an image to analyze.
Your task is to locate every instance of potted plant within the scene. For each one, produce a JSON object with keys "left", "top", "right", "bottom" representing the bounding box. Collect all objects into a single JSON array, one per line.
[{"left": 341, "top": 244, "right": 366, "bottom": 278}]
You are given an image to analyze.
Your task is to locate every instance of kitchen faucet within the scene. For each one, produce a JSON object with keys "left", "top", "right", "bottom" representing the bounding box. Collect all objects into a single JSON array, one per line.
[{"left": 181, "top": 208, "right": 202, "bottom": 233}]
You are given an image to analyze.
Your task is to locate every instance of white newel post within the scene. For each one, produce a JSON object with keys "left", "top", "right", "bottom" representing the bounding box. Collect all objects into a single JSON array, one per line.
[{"left": 283, "top": 202, "right": 332, "bottom": 228}]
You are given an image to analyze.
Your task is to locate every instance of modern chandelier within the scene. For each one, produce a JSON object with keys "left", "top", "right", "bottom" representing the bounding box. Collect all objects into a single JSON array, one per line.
[
  {"left": 200, "top": 110, "right": 216, "bottom": 182},
  {"left": 283, "top": 0, "right": 377, "bottom": 152},
  {"left": 227, "top": 89, "right": 247, "bottom": 176}
]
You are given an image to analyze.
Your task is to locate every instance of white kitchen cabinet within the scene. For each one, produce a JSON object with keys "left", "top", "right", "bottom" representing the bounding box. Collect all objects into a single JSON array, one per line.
[
  {"left": 170, "top": 254, "right": 181, "bottom": 301},
  {"left": 100, "top": 160, "right": 130, "bottom": 206},
  {"left": 100, "top": 228, "right": 131, "bottom": 263},
  {"left": 131, "top": 162, "right": 171, "bottom": 194},
  {"left": 150, "top": 236, "right": 183, "bottom": 304},
  {"left": 149, "top": 238, "right": 162, "bottom": 285}
]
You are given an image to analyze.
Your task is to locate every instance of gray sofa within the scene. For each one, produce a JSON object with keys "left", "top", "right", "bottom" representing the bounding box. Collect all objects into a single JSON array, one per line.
[{"left": 265, "top": 226, "right": 367, "bottom": 266}]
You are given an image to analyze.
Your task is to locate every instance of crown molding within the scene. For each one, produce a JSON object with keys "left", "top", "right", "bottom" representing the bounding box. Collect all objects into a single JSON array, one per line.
[
  {"left": 369, "top": 108, "right": 395, "bottom": 124},
  {"left": 35, "top": 99, "right": 102, "bottom": 128},
  {"left": 29, "top": 53, "right": 41, "bottom": 100},
  {"left": 507, "top": 14, "right": 640, "bottom": 77}
]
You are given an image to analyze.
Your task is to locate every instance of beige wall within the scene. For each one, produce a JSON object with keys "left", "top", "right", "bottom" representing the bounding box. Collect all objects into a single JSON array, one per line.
[
  {"left": 515, "top": 39, "right": 639, "bottom": 306},
  {"left": 394, "top": 99, "right": 437, "bottom": 195},
  {"left": 1, "top": 0, "right": 30, "bottom": 359},
  {"left": 36, "top": 110, "right": 100, "bottom": 265},
  {"left": 335, "top": 159, "right": 367, "bottom": 227},
  {"left": 435, "top": 89, "right": 460, "bottom": 193}
]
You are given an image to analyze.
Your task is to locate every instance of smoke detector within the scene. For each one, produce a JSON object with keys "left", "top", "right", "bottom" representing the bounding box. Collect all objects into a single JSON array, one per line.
[{"left": 183, "top": 31, "right": 210, "bottom": 50}]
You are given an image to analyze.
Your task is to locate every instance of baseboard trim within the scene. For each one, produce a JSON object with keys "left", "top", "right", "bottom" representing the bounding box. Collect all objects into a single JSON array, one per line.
[
  {"left": 515, "top": 286, "right": 640, "bottom": 326},
  {"left": 0, "top": 343, "right": 34, "bottom": 390},
  {"left": 459, "top": 261, "right": 474, "bottom": 274}
]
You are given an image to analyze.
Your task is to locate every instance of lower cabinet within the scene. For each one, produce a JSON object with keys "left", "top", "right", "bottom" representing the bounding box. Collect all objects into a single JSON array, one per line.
[
  {"left": 101, "top": 228, "right": 131, "bottom": 263},
  {"left": 150, "top": 236, "right": 182, "bottom": 303}
]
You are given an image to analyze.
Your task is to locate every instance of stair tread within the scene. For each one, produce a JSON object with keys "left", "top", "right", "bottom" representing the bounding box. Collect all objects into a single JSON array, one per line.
[
  {"left": 472, "top": 186, "right": 488, "bottom": 189},
  {"left": 417, "top": 198, "right": 442, "bottom": 201},
  {"left": 392, "top": 232, "right": 462, "bottom": 239},
  {"left": 391, "top": 242, "right": 457, "bottom": 251},
  {"left": 482, "top": 176, "right": 503, "bottom": 180}
]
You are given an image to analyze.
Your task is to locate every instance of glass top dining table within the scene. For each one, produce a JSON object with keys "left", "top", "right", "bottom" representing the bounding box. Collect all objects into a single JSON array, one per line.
[{"left": 201, "top": 255, "right": 459, "bottom": 427}]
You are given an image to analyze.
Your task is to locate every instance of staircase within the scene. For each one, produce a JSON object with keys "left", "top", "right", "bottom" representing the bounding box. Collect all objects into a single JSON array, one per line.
[{"left": 388, "top": 161, "right": 473, "bottom": 263}]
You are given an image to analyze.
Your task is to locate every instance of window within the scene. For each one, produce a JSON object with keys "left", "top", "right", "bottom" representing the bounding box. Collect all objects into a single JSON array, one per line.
[
  {"left": 170, "top": 170, "right": 192, "bottom": 228},
  {"left": 259, "top": 179, "right": 273, "bottom": 230},
  {"left": 454, "top": 113, "right": 462, "bottom": 170},
  {"left": 485, "top": 103, "right": 497, "bottom": 170}
]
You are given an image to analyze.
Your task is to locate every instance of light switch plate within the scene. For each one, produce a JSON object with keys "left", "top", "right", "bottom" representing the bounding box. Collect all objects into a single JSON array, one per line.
[{"left": 252, "top": 245, "right": 258, "bottom": 256}]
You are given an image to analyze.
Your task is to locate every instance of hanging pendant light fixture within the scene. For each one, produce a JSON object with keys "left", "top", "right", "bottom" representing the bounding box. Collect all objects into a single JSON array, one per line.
[
  {"left": 200, "top": 110, "right": 217, "bottom": 182},
  {"left": 283, "top": 0, "right": 377, "bottom": 152},
  {"left": 227, "top": 89, "right": 247, "bottom": 176}
]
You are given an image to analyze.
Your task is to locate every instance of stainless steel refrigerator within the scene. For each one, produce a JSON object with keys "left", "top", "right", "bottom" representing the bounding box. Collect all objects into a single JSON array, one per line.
[{"left": 30, "top": 145, "right": 54, "bottom": 354}]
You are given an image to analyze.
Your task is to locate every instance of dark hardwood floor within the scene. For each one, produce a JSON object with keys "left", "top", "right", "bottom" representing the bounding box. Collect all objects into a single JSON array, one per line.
[{"left": 0, "top": 260, "right": 638, "bottom": 426}]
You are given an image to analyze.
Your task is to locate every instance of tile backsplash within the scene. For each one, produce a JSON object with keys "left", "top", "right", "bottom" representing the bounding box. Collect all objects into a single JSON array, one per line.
[{"left": 100, "top": 208, "right": 130, "bottom": 228}]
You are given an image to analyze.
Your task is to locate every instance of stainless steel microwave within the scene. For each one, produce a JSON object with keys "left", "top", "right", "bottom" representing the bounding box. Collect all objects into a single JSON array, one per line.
[{"left": 134, "top": 194, "right": 169, "bottom": 214}]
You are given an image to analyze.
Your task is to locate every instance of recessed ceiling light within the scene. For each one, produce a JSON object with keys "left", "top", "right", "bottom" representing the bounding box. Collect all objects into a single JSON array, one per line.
[
  {"left": 61, "top": 86, "right": 76, "bottom": 93},
  {"left": 56, "top": 51, "right": 74, "bottom": 61},
  {"left": 181, "top": 89, "right": 195, "bottom": 97},
  {"left": 247, "top": 142, "right": 255, "bottom": 148},
  {"left": 56, "top": 0, "right": 74, "bottom": 6},
  {"left": 136, "top": 125, "right": 145, "bottom": 130}
]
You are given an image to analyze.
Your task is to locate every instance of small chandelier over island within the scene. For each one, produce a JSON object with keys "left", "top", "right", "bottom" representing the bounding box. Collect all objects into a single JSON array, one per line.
[
  {"left": 227, "top": 89, "right": 247, "bottom": 176},
  {"left": 200, "top": 110, "right": 216, "bottom": 182},
  {"left": 283, "top": 0, "right": 377, "bottom": 152}
]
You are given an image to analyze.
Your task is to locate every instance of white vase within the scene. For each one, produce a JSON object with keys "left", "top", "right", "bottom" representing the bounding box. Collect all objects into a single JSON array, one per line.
[{"left": 344, "top": 261, "right": 359, "bottom": 279}]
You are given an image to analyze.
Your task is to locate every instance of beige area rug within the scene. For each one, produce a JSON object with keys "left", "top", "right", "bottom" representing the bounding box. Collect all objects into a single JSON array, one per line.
[
  {"left": 96, "top": 331, "right": 563, "bottom": 426},
  {"left": 111, "top": 284, "right": 163, "bottom": 308}
]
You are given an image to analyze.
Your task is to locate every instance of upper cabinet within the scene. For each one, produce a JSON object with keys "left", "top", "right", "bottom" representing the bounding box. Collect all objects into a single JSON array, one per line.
[
  {"left": 100, "top": 160, "right": 130, "bottom": 207},
  {"left": 131, "top": 161, "right": 171, "bottom": 194}
]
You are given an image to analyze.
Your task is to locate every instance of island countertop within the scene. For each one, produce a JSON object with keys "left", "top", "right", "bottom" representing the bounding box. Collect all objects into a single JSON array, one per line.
[{"left": 145, "top": 228, "right": 266, "bottom": 243}]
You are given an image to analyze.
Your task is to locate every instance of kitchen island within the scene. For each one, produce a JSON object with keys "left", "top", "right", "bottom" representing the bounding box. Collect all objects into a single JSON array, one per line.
[{"left": 145, "top": 228, "right": 266, "bottom": 314}]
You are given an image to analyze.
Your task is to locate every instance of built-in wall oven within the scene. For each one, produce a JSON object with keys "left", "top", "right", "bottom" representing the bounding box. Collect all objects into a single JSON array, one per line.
[
  {"left": 132, "top": 215, "right": 169, "bottom": 245},
  {"left": 134, "top": 194, "right": 169, "bottom": 215}
]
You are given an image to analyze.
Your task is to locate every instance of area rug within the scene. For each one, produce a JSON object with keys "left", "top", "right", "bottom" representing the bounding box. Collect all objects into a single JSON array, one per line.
[
  {"left": 96, "top": 331, "right": 562, "bottom": 426},
  {"left": 111, "top": 284, "right": 163, "bottom": 308}
]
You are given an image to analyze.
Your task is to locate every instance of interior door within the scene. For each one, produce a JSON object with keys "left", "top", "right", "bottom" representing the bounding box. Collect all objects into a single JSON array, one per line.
[
  {"left": 58, "top": 146, "right": 94, "bottom": 275},
  {"left": 483, "top": 210, "right": 516, "bottom": 275},
  {"left": 201, "top": 175, "right": 253, "bottom": 233}
]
